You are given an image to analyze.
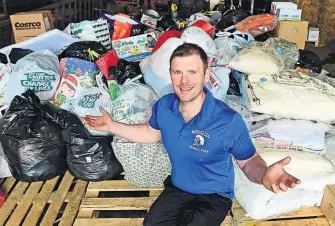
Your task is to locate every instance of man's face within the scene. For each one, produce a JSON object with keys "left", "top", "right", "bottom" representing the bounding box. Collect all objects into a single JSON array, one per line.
[
  {"left": 170, "top": 54, "right": 209, "bottom": 102},
  {"left": 148, "top": 37, "right": 153, "bottom": 41}
]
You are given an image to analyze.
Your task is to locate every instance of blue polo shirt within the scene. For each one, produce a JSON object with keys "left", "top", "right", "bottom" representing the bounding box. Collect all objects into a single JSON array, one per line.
[{"left": 149, "top": 88, "right": 256, "bottom": 200}]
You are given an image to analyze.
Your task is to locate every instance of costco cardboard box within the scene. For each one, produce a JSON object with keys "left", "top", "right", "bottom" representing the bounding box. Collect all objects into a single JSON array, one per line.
[
  {"left": 320, "top": 185, "right": 335, "bottom": 226},
  {"left": 274, "top": 21, "right": 308, "bottom": 49},
  {"left": 10, "top": 11, "right": 54, "bottom": 40}
]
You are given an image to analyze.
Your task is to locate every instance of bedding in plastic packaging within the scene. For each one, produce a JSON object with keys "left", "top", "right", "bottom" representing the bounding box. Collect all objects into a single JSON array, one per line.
[
  {"left": 99, "top": 12, "right": 143, "bottom": 40},
  {"left": 181, "top": 27, "right": 217, "bottom": 65},
  {"left": 62, "top": 113, "right": 123, "bottom": 181},
  {"left": 214, "top": 31, "right": 254, "bottom": 66},
  {"left": 228, "top": 44, "right": 284, "bottom": 75},
  {"left": 112, "top": 142, "right": 171, "bottom": 187},
  {"left": 205, "top": 67, "right": 230, "bottom": 102},
  {"left": 264, "top": 38, "right": 299, "bottom": 69},
  {"left": 0, "top": 90, "right": 67, "bottom": 182},
  {"left": 112, "top": 80, "right": 158, "bottom": 142},
  {"left": 230, "top": 14, "right": 277, "bottom": 37},
  {"left": 140, "top": 38, "right": 184, "bottom": 97},
  {"left": 249, "top": 118, "right": 334, "bottom": 155},
  {"left": 70, "top": 84, "right": 113, "bottom": 136},
  {"left": 3, "top": 50, "right": 61, "bottom": 106},
  {"left": 51, "top": 58, "right": 98, "bottom": 110},
  {"left": 58, "top": 41, "right": 107, "bottom": 62},
  {"left": 242, "top": 69, "right": 335, "bottom": 122},
  {"left": 0, "top": 30, "right": 78, "bottom": 56},
  {"left": 234, "top": 147, "right": 335, "bottom": 220}
]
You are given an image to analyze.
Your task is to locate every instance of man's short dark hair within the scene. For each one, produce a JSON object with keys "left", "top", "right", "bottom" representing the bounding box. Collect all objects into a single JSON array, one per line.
[
  {"left": 170, "top": 43, "right": 208, "bottom": 73},
  {"left": 147, "top": 34, "right": 153, "bottom": 38}
]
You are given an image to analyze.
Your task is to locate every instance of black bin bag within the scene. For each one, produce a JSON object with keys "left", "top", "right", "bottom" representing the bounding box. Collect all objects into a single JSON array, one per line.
[
  {"left": 62, "top": 114, "right": 123, "bottom": 181},
  {"left": 58, "top": 41, "right": 107, "bottom": 62},
  {"left": 0, "top": 90, "right": 67, "bottom": 182}
]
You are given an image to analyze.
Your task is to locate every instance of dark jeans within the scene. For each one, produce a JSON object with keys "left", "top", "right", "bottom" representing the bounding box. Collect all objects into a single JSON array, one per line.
[{"left": 143, "top": 177, "right": 232, "bottom": 226}]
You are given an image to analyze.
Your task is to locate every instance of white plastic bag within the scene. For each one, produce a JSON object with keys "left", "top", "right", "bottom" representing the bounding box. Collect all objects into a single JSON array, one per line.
[
  {"left": 181, "top": 27, "right": 217, "bottom": 65},
  {"left": 0, "top": 54, "right": 13, "bottom": 106},
  {"left": 229, "top": 45, "right": 284, "bottom": 75},
  {"left": 205, "top": 67, "right": 230, "bottom": 102},
  {"left": 4, "top": 50, "right": 61, "bottom": 105},
  {"left": 112, "top": 80, "right": 158, "bottom": 142},
  {"left": 140, "top": 38, "right": 184, "bottom": 97}
]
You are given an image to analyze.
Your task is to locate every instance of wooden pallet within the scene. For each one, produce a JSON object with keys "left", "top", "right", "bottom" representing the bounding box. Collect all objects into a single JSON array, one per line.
[
  {"left": 74, "top": 178, "right": 234, "bottom": 226},
  {"left": 233, "top": 204, "right": 330, "bottom": 226},
  {"left": 0, "top": 171, "right": 88, "bottom": 226}
]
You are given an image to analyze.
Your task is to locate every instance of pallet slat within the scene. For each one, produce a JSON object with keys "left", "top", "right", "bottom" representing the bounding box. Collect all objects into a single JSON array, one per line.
[
  {"left": 23, "top": 176, "right": 60, "bottom": 226},
  {"left": 237, "top": 218, "right": 330, "bottom": 226},
  {"left": 74, "top": 218, "right": 144, "bottom": 226},
  {"left": 87, "top": 180, "right": 164, "bottom": 191},
  {"left": 234, "top": 207, "right": 325, "bottom": 223},
  {"left": 81, "top": 197, "right": 157, "bottom": 210},
  {"left": 0, "top": 181, "right": 29, "bottom": 225},
  {"left": 6, "top": 181, "right": 44, "bottom": 225},
  {"left": 39, "top": 172, "right": 74, "bottom": 226},
  {"left": 0, "top": 177, "right": 16, "bottom": 196},
  {"left": 59, "top": 180, "right": 88, "bottom": 226}
]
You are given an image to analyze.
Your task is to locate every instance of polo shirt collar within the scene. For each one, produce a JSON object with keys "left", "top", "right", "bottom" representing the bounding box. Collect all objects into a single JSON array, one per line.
[{"left": 168, "top": 87, "right": 215, "bottom": 123}]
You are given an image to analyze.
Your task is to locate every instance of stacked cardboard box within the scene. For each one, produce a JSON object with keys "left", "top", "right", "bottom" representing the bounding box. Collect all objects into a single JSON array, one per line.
[
  {"left": 272, "top": 2, "right": 309, "bottom": 49},
  {"left": 10, "top": 11, "right": 54, "bottom": 43}
]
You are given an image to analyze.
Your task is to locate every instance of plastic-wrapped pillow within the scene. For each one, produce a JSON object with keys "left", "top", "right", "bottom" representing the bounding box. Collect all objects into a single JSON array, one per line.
[{"left": 228, "top": 45, "right": 284, "bottom": 75}]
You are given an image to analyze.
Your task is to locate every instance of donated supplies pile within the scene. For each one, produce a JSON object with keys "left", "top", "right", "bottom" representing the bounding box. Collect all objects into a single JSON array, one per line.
[{"left": 0, "top": 0, "right": 334, "bottom": 222}]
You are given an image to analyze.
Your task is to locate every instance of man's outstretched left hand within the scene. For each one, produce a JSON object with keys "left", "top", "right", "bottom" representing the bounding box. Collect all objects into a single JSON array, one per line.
[{"left": 261, "top": 157, "right": 301, "bottom": 193}]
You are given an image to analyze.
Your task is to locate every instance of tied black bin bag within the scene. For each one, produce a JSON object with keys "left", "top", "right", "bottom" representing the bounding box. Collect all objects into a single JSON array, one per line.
[
  {"left": 62, "top": 114, "right": 123, "bottom": 181},
  {"left": 0, "top": 90, "right": 67, "bottom": 182},
  {"left": 58, "top": 41, "right": 108, "bottom": 62}
]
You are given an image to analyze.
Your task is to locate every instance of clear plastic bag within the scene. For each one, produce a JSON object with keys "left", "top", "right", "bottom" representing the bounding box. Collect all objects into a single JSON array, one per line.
[
  {"left": 112, "top": 79, "right": 158, "bottom": 142},
  {"left": 264, "top": 38, "right": 299, "bottom": 69}
]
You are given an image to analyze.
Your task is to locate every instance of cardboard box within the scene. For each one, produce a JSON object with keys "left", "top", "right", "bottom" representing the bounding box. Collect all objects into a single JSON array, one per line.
[
  {"left": 10, "top": 11, "right": 54, "bottom": 38},
  {"left": 277, "top": 8, "right": 302, "bottom": 21},
  {"left": 271, "top": 2, "right": 298, "bottom": 14},
  {"left": 14, "top": 36, "right": 33, "bottom": 43},
  {"left": 307, "top": 27, "right": 320, "bottom": 42},
  {"left": 321, "top": 185, "right": 335, "bottom": 226},
  {"left": 274, "top": 21, "right": 309, "bottom": 49}
]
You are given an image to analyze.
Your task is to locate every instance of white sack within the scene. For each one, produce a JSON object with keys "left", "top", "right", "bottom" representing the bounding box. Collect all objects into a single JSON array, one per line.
[
  {"left": 140, "top": 38, "right": 184, "bottom": 97},
  {"left": 206, "top": 67, "right": 230, "bottom": 102}
]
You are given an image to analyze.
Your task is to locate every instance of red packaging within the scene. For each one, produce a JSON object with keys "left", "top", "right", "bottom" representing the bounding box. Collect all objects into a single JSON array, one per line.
[
  {"left": 0, "top": 191, "right": 5, "bottom": 207},
  {"left": 188, "top": 20, "right": 216, "bottom": 37},
  {"left": 95, "top": 50, "right": 119, "bottom": 80},
  {"left": 152, "top": 30, "right": 182, "bottom": 54}
]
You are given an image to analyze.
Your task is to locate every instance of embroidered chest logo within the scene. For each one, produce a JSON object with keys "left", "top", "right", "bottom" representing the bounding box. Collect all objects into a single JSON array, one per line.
[{"left": 190, "top": 130, "right": 210, "bottom": 153}]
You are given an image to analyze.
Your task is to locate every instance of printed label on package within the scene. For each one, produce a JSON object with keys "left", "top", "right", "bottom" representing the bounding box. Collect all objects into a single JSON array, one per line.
[{"left": 21, "top": 72, "right": 57, "bottom": 92}]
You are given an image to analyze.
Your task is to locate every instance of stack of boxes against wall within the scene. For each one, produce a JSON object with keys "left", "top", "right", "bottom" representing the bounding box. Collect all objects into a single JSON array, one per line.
[
  {"left": 10, "top": 11, "right": 54, "bottom": 43},
  {"left": 272, "top": 1, "right": 318, "bottom": 49}
]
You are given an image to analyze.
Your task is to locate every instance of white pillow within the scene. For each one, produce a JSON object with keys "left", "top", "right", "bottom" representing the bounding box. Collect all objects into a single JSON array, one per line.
[
  {"left": 257, "top": 148, "right": 334, "bottom": 173},
  {"left": 228, "top": 45, "right": 284, "bottom": 75}
]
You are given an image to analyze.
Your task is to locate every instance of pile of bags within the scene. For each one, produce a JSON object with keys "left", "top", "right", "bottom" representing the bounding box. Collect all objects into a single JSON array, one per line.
[{"left": 0, "top": 2, "right": 334, "bottom": 220}]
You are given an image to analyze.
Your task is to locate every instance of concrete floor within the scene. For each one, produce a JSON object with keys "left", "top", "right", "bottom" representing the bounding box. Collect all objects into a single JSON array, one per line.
[{"left": 306, "top": 39, "right": 335, "bottom": 76}]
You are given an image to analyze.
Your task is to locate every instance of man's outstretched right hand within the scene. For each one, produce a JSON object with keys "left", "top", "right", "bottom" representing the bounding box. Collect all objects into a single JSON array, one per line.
[{"left": 82, "top": 107, "right": 113, "bottom": 132}]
